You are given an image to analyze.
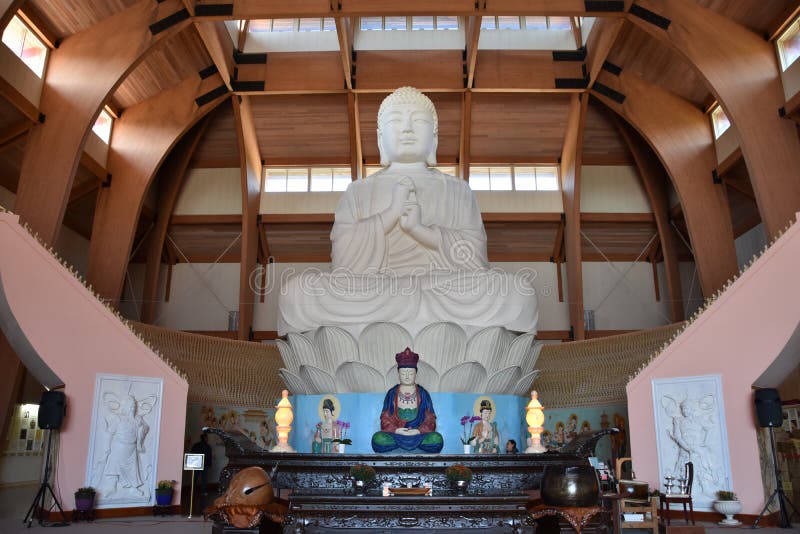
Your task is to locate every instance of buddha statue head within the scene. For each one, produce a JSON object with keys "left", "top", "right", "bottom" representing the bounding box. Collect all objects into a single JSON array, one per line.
[
  {"left": 377, "top": 87, "right": 438, "bottom": 167},
  {"left": 395, "top": 347, "right": 420, "bottom": 386}
]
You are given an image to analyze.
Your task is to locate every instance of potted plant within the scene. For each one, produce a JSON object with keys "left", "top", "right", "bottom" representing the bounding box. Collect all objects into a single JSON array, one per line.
[
  {"left": 333, "top": 420, "right": 352, "bottom": 453},
  {"left": 459, "top": 415, "right": 481, "bottom": 453},
  {"left": 445, "top": 464, "right": 473, "bottom": 494},
  {"left": 713, "top": 490, "right": 742, "bottom": 526},
  {"left": 349, "top": 464, "right": 376, "bottom": 495},
  {"left": 155, "top": 480, "right": 175, "bottom": 506},
  {"left": 74, "top": 487, "right": 95, "bottom": 512}
]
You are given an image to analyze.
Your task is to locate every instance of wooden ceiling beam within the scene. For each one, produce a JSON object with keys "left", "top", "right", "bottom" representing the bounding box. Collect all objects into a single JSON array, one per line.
[
  {"left": 473, "top": 50, "right": 585, "bottom": 91},
  {"left": 629, "top": 0, "right": 800, "bottom": 241},
  {"left": 570, "top": 17, "right": 583, "bottom": 50},
  {"left": 17, "top": 6, "right": 58, "bottom": 50},
  {"left": 87, "top": 72, "right": 228, "bottom": 305},
  {"left": 346, "top": 92, "right": 363, "bottom": 180},
  {"left": 194, "top": 20, "right": 236, "bottom": 91},
  {"left": 465, "top": 16, "right": 481, "bottom": 90},
  {"left": 196, "top": 0, "right": 627, "bottom": 19},
  {"left": 584, "top": 17, "right": 624, "bottom": 87},
  {"left": 459, "top": 91, "right": 472, "bottom": 181},
  {"left": 233, "top": 94, "right": 263, "bottom": 341},
  {"left": 552, "top": 218, "right": 565, "bottom": 262},
  {"left": 140, "top": 115, "right": 210, "bottom": 324},
  {"left": 0, "top": 119, "right": 32, "bottom": 151},
  {"left": 615, "top": 119, "right": 683, "bottom": 320},
  {"left": 560, "top": 93, "right": 589, "bottom": 340},
  {"left": 592, "top": 69, "right": 737, "bottom": 297},
  {"left": 237, "top": 20, "right": 250, "bottom": 51},
  {"left": 67, "top": 178, "right": 100, "bottom": 207},
  {"left": 0, "top": 75, "right": 40, "bottom": 123},
  {"left": 334, "top": 16, "right": 354, "bottom": 90},
  {"left": 14, "top": 0, "right": 192, "bottom": 246}
]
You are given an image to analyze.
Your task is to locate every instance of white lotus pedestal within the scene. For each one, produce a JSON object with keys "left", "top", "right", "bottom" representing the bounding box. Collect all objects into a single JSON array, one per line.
[{"left": 277, "top": 322, "right": 541, "bottom": 396}]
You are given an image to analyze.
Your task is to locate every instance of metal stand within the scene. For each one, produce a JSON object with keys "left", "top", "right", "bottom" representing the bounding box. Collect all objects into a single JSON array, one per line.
[
  {"left": 752, "top": 426, "right": 799, "bottom": 528},
  {"left": 188, "top": 470, "right": 196, "bottom": 518},
  {"left": 23, "top": 429, "right": 68, "bottom": 528}
]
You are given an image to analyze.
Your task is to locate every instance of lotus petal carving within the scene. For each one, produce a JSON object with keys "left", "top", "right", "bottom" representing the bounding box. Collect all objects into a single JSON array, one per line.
[{"left": 277, "top": 322, "right": 541, "bottom": 395}]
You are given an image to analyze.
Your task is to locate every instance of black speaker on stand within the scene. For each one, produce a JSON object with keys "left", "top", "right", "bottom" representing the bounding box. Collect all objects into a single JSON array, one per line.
[
  {"left": 23, "top": 390, "right": 69, "bottom": 528},
  {"left": 752, "top": 388, "right": 798, "bottom": 529}
]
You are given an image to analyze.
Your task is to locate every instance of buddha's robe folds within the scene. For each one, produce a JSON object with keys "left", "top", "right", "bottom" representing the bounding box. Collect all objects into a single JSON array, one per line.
[{"left": 278, "top": 169, "right": 539, "bottom": 335}]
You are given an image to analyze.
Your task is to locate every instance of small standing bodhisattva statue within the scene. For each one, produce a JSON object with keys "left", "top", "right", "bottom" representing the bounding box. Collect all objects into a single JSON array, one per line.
[
  {"left": 472, "top": 399, "right": 500, "bottom": 453},
  {"left": 371, "top": 348, "right": 443, "bottom": 453},
  {"left": 311, "top": 398, "right": 340, "bottom": 454}
]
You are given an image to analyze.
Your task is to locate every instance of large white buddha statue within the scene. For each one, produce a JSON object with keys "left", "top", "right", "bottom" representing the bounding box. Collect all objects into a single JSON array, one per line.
[{"left": 278, "top": 87, "right": 538, "bottom": 337}]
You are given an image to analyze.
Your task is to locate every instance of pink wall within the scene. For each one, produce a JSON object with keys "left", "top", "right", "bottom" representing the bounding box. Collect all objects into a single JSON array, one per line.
[
  {"left": 626, "top": 213, "right": 800, "bottom": 514},
  {"left": 0, "top": 213, "right": 188, "bottom": 509}
]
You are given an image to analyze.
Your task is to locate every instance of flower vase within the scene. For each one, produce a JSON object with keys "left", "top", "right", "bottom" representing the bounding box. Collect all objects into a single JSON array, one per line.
[
  {"left": 463, "top": 444, "right": 472, "bottom": 454},
  {"left": 451, "top": 479, "right": 469, "bottom": 495},
  {"left": 713, "top": 500, "right": 742, "bottom": 526},
  {"left": 338, "top": 443, "right": 346, "bottom": 454}
]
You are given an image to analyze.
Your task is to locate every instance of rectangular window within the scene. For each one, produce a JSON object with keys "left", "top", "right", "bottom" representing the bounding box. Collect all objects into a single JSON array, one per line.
[
  {"left": 469, "top": 165, "right": 560, "bottom": 191},
  {"left": 360, "top": 17, "right": 383, "bottom": 31},
  {"left": 271, "top": 19, "right": 295, "bottom": 32},
  {"left": 265, "top": 167, "right": 351, "bottom": 192},
  {"left": 323, "top": 18, "right": 336, "bottom": 32},
  {"left": 480, "top": 16, "right": 497, "bottom": 30},
  {"left": 249, "top": 20, "right": 271, "bottom": 32},
  {"left": 548, "top": 16, "right": 572, "bottom": 30},
  {"left": 411, "top": 16, "right": 435, "bottom": 31},
  {"left": 92, "top": 109, "right": 114, "bottom": 144},
  {"left": 332, "top": 168, "right": 351, "bottom": 191},
  {"left": 384, "top": 16, "right": 407, "bottom": 31},
  {"left": 436, "top": 16, "right": 459, "bottom": 30},
  {"left": 286, "top": 168, "right": 308, "bottom": 191},
  {"left": 310, "top": 167, "right": 332, "bottom": 191},
  {"left": 778, "top": 18, "right": 800, "bottom": 71},
  {"left": 710, "top": 104, "right": 731, "bottom": 139},
  {"left": 298, "top": 18, "right": 322, "bottom": 32},
  {"left": 265, "top": 168, "right": 289, "bottom": 192},
  {"left": 497, "top": 16, "right": 521, "bottom": 30},
  {"left": 1, "top": 15, "right": 48, "bottom": 77}
]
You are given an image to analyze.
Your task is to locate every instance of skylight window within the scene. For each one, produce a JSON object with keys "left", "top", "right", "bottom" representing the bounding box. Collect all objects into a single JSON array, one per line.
[
  {"left": 482, "top": 16, "right": 577, "bottom": 31},
  {"left": 249, "top": 18, "right": 336, "bottom": 33},
  {"left": 1, "top": 15, "right": 48, "bottom": 77},
  {"left": 777, "top": 17, "right": 800, "bottom": 71},
  {"left": 92, "top": 109, "right": 114, "bottom": 144},
  {"left": 359, "top": 16, "right": 460, "bottom": 32},
  {"left": 469, "top": 165, "right": 559, "bottom": 191},
  {"left": 710, "top": 105, "right": 731, "bottom": 139},
  {"left": 264, "top": 167, "right": 351, "bottom": 192}
]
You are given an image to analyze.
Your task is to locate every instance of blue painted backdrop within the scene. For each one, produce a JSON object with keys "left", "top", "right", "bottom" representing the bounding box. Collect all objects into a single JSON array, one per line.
[{"left": 290, "top": 393, "right": 529, "bottom": 454}]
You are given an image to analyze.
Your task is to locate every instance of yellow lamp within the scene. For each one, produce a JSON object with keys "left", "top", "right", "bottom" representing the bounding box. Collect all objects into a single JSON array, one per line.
[
  {"left": 525, "top": 390, "right": 546, "bottom": 453},
  {"left": 271, "top": 390, "right": 295, "bottom": 453}
]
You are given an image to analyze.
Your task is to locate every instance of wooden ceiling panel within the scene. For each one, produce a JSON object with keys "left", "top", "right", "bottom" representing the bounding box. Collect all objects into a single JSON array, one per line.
[
  {"left": 581, "top": 221, "right": 659, "bottom": 259},
  {"left": 485, "top": 221, "right": 559, "bottom": 261},
  {"left": 696, "top": 0, "right": 795, "bottom": 35},
  {"left": 469, "top": 92, "right": 571, "bottom": 162},
  {"left": 0, "top": 136, "right": 26, "bottom": 193},
  {"left": 191, "top": 99, "right": 239, "bottom": 168},
  {"left": 168, "top": 223, "right": 243, "bottom": 263},
  {"left": 251, "top": 94, "right": 350, "bottom": 161},
  {"left": 112, "top": 26, "right": 213, "bottom": 110},
  {"left": 355, "top": 50, "right": 464, "bottom": 91},
  {"left": 0, "top": 99, "right": 27, "bottom": 132},
  {"left": 607, "top": 22, "right": 709, "bottom": 108},
  {"left": 582, "top": 99, "right": 631, "bottom": 163},
  {"left": 264, "top": 222, "right": 333, "bottom": 262},
  {"left": 27, "top": 0, "right": 138, "bottom": 39}
]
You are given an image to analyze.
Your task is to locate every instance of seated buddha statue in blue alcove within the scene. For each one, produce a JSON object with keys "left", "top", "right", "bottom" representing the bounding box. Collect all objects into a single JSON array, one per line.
[{"left": 371, "top": 348, "right": 443, "bottom": 453}]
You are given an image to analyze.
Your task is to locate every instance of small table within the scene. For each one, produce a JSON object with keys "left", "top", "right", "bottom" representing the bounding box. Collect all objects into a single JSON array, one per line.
[{"left": 284, "top": 488, "right": 534, "bottom": 533}]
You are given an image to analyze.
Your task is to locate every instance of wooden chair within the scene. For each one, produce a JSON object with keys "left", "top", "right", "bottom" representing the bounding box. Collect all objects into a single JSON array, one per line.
[
  {"left": 620, "top": 496, "right": 659, "bottom": 534},
  {"left": 659, "top": 462, "right": 695, "bottom": 525},
  {"left": 615, "top": 457, "right": 632, "bottom": 481}
]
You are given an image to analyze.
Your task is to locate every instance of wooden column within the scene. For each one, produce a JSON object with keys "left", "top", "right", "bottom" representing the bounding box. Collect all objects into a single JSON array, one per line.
[
  {"left": 560, "top": 93, "right": 588, "bottom": 340},
  {"left": 584, "top": 17, "right": 624, "bottom": 86},
  {"left": 233, "top": 95, "right": 263, "bottom": 341},
  {"left": 87, "top": 73, "right": 228, "bottom": 305},
  {"left": 592, "top": 69, "right": 737, "bottom": 296},
  {"left": 346, "top": 92, "right": 362, "bottom": 180},
  {"left": 630, "top": 0, "right": 800, "bottom": 239},
  {"left": 14, "top": 0, "right": 191, "bottom": 245},
  {"left": 139, "top": 116, "right": 210, "bottom": 324},
  {"left": 616, "top": 119, "right": 684, "bottom": 321},
  {"left": 459, "top": 91, "right": 472, "bottom": 181}
]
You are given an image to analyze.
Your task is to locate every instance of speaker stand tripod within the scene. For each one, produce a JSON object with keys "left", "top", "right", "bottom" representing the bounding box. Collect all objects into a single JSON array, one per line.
[
  {"left": 752, "top": 425, "right": 799, "bottom": 528},
  {"left": 23, "top": 429, "right": 68, "bottom": 528}
]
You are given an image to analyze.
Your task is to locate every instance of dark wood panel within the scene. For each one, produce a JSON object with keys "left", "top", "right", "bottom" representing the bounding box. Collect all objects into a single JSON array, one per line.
[
  {"left": 582, "top": 98, "right": 631, "bottom": 161},
  {"left": 470, "top": 93, "right": 571, "bottom": 162},
  {"left": 191, "top": 99, "right": 239, "bottom": 168},
  {"left": 696, "top": 0, "right": 795, "bottom": 35},
  {"left": 28, "top": 0, "right": 139, "bottom": 39}
]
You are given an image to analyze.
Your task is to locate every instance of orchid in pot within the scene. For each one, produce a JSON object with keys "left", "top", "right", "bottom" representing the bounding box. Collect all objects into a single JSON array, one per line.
[
  {"left": 333, "top": 420, "right": 352, "bottom": 453},
  {"left": 459, "top": 415, "right": 481, "bottom": 453}
]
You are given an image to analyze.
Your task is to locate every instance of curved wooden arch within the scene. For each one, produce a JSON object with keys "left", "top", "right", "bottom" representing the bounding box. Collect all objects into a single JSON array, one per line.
[
  {"left": 628, "top": 0, "right": 800, "bottom": 239},
  {"left": 592, "top": 69, "right": 738, "bottom": 296},
  {"left": 87, "top": 73, "right": 228, "bottom": 304},
  {"left": 14, "top": 0, "right": 191, "bottom": 244},
  {"left": 615, "top": 118, "right": 683, "bottom": 321}
]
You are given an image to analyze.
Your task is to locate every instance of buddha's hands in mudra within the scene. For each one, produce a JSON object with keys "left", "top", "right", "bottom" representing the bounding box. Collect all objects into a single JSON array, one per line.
[
  {"left": 400, "top": 202, "right": 421, "bottom": 232},
  {"left": 395, "top": 427, "right": 421, "bottom": 436}
]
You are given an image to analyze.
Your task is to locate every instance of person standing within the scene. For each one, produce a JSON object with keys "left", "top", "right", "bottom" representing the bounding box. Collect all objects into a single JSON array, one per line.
[{"left": 190, "top": 433, "right": 212, "bottom": 495}]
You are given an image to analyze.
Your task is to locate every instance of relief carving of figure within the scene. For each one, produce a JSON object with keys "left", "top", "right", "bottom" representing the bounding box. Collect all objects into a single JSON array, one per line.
[
  {"left": 661, "top": 394, "right": 719, "bottom": 495},
  {"left": 279, "top": 87, "right": 538, "bottom": 337},
  {"left": 93, "top": 392, "right": 157, "bottom": 498}
]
